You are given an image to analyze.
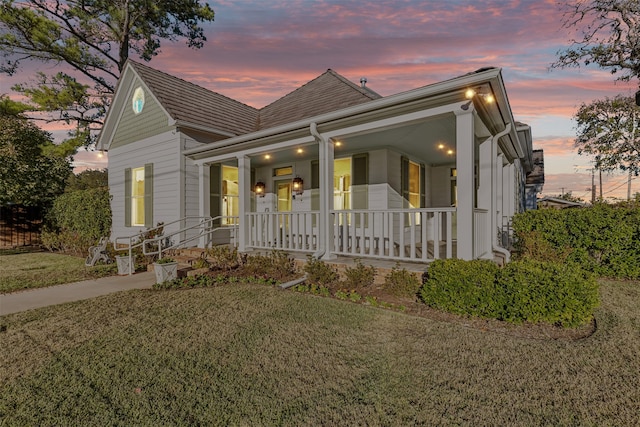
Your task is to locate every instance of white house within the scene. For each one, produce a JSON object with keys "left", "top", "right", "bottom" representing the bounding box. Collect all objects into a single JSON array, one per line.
[{"left": 97, "top": 61, "right": 541, "bottom": 264}]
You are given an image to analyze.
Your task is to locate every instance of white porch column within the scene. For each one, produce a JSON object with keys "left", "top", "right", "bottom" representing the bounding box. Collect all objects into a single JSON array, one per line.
[
  {"left": 237, "top": 155, "right": 251, "bottom": 252},
  {"left": 478, "top": 137, "right": 493, "bottom": 258},
  {"left": 198, "top": 164, "right": 210, "bottom": 248},
  {"left": 503, "top": 163, "right": 515, "bottom": 226},
  {"left": 318, "top": 132, "right": 336, "bottom": 260},
  {"left": 454, "top": 107, "right": 475, "bottom": 260}
]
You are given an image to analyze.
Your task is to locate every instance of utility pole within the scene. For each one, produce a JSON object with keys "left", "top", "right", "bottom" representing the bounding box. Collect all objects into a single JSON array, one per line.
[
  {"left": 628, "top": 169, "right": 632, "bottom": 201},
  {"left": 599, "top": 169, "right": 603, "bottom": 200},
  {"left": 591, "top": 169, "right": 596, "bottom": 204}
]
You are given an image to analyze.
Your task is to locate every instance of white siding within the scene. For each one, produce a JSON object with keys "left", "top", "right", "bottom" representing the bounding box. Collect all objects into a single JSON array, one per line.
[
  {"left": 431, "top": 165, "right": 454, "bottom": 207},
  {"left": 109, "top": 130, "right": 182, "bottom": 242}
]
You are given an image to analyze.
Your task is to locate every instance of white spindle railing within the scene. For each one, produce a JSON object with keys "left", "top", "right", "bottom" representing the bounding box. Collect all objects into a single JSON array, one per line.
[
  {"left": 247, "top": 211, "right": 320, "bottom": 252},
  {"left": 330, "top": 208, "right": 456, "bottom": 262}
]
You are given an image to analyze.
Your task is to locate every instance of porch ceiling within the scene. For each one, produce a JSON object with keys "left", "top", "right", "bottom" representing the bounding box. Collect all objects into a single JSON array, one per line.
[
  {"left": 249, "top": 113, "right": 459, "bottom": 168},
  {"left": 336, "top": 113, "right": 457, "bottom": 166}
]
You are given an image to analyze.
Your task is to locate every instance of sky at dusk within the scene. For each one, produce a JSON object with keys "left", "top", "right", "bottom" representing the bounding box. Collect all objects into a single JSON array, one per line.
[{"left": 2, "top": 0, "right": 639, "bottom": 200}]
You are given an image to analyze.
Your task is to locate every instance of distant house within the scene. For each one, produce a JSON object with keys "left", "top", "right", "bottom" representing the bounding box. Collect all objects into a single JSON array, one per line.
[
  {"left": 97, "top": 61, "right": 541, "bottom": 263},
  {"left": 538, "top": 197, "right": 585, "bottom": 209},
  {"left": 525, "top": 149, "right": 545, "bottom": 210}
]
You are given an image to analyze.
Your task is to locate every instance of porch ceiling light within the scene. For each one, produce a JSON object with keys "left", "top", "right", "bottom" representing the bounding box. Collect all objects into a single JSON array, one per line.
[
  {"left": 255, "top": 181, "right": 266, "bottom": 197},
  {"left": 461, "top": 87, "right": 495, "bottom": 110},
  {"left": 334, "top": 141, "right": 342, "bottom": 147},
  {"left": 296, "top": 148, "right": 303, "bottom": 154},
  {"left": 292, "top": 176, "right": 304, "bottom": 195},
  {"left": 264, "top": 154, "right": 271, "bottom": 160}
]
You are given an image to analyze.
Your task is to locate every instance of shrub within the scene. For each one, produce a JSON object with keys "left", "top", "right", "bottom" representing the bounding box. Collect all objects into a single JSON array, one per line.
[
  {"left": 342, "top": 259, "right": 376, "bottom": 289},
  {"left": 242, "top": 250, "right": 298, "bottom": 281},
  {"left": 191, "top": 257, "right": 209, "bottom": 269},
  {"left": 497, "top": 260, "right": 599, "bottom": 327},
  {"left": 383, "top": 264, "right": 422, "bottom": 298},
  {"left": 41, "top": 187, "right": 111, "bottom": 256},
  {"left": 420, "top": 258, "right": 599, "bottom": 327},
  {"left": 206, "top": 245, "right": 238, "bottom": 271},
  {"left": 512, "top": 205, "right": 640, "bottom": 278},
  {"left": 153, "top": 274, "right": 218, "bottom": 290},
  {"left": 420, "top": 259, "right": 502, "bottom": 318},
  {"left": 303, "top": 256, "right": 339, "bottom": 288}
]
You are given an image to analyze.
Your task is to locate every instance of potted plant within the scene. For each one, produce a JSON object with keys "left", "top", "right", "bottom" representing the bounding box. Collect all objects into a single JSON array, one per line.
[
  {"left": 154, "top": 257, "right": 178, "bottom": 284},
  {"left": 115, "top": 254, "right": 133, "bottom": 275}
]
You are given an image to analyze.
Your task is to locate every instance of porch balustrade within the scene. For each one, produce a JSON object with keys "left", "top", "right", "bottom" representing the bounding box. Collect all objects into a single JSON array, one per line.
[
  {"left": 330, "top": 208, "right": 457, "bottom": 262},
  {"left": 245, "top": 207, "right": 491, "bottom": 261},
  {"left": 247, "top": 211, "right": 320, "bottom": 252}
]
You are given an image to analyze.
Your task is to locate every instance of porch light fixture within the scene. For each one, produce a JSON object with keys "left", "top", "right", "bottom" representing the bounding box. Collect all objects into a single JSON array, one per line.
[
  {"left": 264, "top": 154, "right": 271, "bottom": 160},
  {"left": 254, "top": 181, "right": 266, "bottom": 197},
  {"left": 461, "top": 87, "right": 495, "bottom": 110},
  {"left": 292, "top": 176, "right": 304, "bottom": 195},
  {"left": 296, "top": 148, "right": 303, "bottom": 154}
]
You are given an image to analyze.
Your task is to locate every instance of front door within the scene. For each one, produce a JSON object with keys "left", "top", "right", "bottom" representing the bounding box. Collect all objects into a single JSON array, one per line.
[
  {"left": 275, "top": 180, "right": 292, "bottom": 238},
  {"left": 276, "top": 180, "right": 292, "bottom": 213}
]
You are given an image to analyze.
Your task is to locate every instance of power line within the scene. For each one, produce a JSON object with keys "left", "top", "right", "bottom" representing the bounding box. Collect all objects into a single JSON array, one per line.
[{"left": 602, "top": 175, "right": 638, "bottom": 196}]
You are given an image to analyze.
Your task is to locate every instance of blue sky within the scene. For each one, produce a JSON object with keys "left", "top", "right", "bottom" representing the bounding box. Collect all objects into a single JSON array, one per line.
[{"left": 2, "top": 0, "right": 638, "bottom": 199}]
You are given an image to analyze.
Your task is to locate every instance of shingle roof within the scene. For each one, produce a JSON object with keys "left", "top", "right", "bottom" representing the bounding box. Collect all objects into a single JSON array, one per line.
[
  {"left": 258, "top": 69, "right": 382, "bottom": 130},
  {"left": 128, "top": 62, "right": 381, "bottom": 137},
  {"left": 128, "top": 61, "right": 259, "bottom": 136}
]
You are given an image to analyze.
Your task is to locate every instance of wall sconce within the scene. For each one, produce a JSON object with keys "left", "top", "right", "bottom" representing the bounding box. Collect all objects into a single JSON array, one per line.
[
  {"left": 292, "top": 176, "right": 304, "bottom": 195},
  {"left": 254, "top": 181, "right": 266, "bottom": 197}
]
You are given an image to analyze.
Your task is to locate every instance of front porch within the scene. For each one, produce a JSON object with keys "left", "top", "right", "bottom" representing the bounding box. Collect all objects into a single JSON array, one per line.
[
  {"left": 184, "top": 73, "right": 525, "bottom": 265},
  {"left": 246, "top": 208, "right": 490, "bottom": 262}
]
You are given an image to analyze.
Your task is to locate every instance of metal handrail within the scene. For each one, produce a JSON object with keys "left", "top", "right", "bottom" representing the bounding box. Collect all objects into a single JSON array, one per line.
[
  {"left": 113, "top": 216, "right": 222, "bottom": 275},
  {"left": 142, "top": 216, "right": 239, "bottom": 259}
]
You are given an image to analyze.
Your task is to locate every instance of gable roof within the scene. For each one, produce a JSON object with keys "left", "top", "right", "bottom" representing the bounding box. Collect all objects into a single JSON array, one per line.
[
  {"left": 123, "top": 62, "right": 381, "bottom": 137},
  {"left": 128, "top": 61, "right": 259, "bottom": 136},
  {"left": 258, "top": 69, "right": 381, "bottom": 129}
]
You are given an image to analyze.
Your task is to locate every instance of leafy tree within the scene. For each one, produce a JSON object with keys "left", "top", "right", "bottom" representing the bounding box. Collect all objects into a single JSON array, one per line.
[
  {"left": 574, "top": 95, "right": 640, "bottom": 176},
  {"left": 0, "top": 0, "right": 215, "bottom": 154},
  {"left": 0, "top": 114, "right": 72, "bottom": 206},
  {"left": 65, "top": 169, "right": 108, "bottom": 192},
  {"left": 557, "top": 192, "right": 584, "bottom": 203},
  {"left": 552, "top": 0, "right": 640, "bottom": 83}
]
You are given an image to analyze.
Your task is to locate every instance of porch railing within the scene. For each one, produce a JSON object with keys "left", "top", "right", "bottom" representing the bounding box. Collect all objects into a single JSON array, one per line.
[
  {"left": 330, "top": 208, "right": 456, "bottom": 262},
  {"left": 247, "top": 211, "right": 320, "bottom": 252}
]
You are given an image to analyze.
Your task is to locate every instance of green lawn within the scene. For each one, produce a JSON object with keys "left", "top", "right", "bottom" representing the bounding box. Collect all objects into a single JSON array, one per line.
[
  {"left": 0, "top": 251, "right": 116, "bottom": 293},
  {"left": 0, "top": 279, "right": 638, "bottom": 425}
]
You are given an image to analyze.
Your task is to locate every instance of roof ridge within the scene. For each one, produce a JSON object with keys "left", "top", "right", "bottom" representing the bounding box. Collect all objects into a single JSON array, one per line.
[
  {"left": 325, "top": 69, "right": 381, "bottom": 100},
  {"left": 127, "top": 60, "right": 258, "bottom": 112}
]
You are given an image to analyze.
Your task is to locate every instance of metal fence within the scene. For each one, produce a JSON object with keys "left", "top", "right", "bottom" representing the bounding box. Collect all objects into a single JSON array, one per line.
[{"left": 0, "top": 205, "right": 43, "bottom": 248}]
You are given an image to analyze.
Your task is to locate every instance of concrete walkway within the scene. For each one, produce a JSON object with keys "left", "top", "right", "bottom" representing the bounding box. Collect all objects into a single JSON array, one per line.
[{"left": 0, "top": 272, "right": 155, "bottom": 316}]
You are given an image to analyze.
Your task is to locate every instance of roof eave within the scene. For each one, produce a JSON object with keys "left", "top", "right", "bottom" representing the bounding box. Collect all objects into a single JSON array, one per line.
[{"left": 184, "top": 67, "right": 508, "bottom": 158}]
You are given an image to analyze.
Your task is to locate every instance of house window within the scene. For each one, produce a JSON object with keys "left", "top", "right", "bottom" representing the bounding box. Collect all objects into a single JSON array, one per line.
[
  {"left": 125, "top": 164, "right": 153, "bottom": 227},
  {"left": 408, "top": 161, "right": 421, "bottom": 209},
  {"left": 274, "top": 166, "right": 293, "bottom": 177},
  {"left": 450, "top": 168, "right": 457, "bottom": 207},
  {"left": 131, "top": 167, "right": 145, "bottom": 226},
  {"left": 334, "top": 158, "right": 351, "bottom": 210},
  {"left": 222, "top": 165, "right": 238, "bottom": 225}
]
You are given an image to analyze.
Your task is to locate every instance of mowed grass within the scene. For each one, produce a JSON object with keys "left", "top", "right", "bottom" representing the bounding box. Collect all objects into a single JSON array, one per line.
[
  {"left": 0, "top": 251, "right": 116, "bottom": 293},
  {"left": 1, "top": 280, "right": 638, "bottom": 425}
]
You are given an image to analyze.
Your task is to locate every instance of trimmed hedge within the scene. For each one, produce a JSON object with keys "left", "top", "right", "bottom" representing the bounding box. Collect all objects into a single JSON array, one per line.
[
  {"left": 419, "top": 259, "right": 501, "bottom": 318},
  {"left": 513, "top": 204, "right": 640, "bottom": 279},
  {"left": 420, "top": 259, "right": 599, "bottom": 327}
]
